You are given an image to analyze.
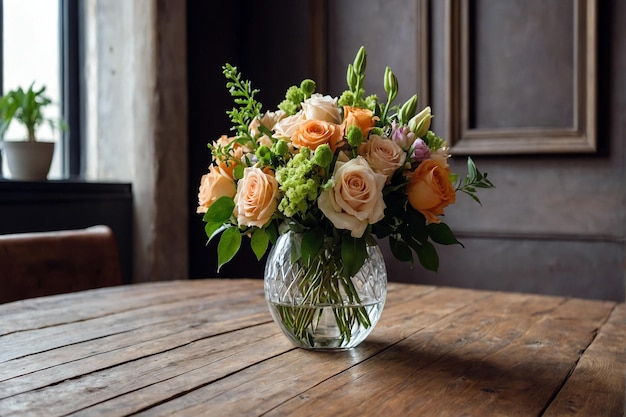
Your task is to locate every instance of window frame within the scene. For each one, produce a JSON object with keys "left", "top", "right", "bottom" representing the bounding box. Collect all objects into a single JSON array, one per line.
[
  {"left": 0, "top": 0, "right": 82, "bottom": 178},
  {"left": 60, "top": 0, "right": 83, "bottom": 178}
]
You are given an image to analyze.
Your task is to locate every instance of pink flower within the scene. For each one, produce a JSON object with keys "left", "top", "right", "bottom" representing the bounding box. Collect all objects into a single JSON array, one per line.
[{"left": 410, "top": 139, "right": 430, "bottom": 161}]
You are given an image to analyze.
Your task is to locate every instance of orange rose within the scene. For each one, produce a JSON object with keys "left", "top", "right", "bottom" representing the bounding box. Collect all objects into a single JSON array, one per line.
[
  {"left": 234, "top": 167, "right": 280, "bottom": 228},
  {"left": 291, "top": 119, "right": 343, "bottom": 152},
  {"left": 196, "top": 165, "right": 236, "bottom": 213},
  {"left": 342, "top": 106, "right": 378, "bottom": 139},
  {"left": 406, "top": 160, "right": 456, "bottom": 223}
]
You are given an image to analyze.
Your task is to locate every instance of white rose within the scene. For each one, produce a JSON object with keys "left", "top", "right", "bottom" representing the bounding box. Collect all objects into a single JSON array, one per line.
[
  {"left": 318, "top": 156, "right": 387, "bottom": 238},
  {"left": 301, "top": 94, "right": 342, "bottom": 123},
  {"left": 359, "top": 135, "right": 406, "bottom": 181},
  {"left": 249, "top": 110, "right": 286, "bottom": 137},
  {"left": 273, "top": 111, "right": 306, "bottom": 138}
]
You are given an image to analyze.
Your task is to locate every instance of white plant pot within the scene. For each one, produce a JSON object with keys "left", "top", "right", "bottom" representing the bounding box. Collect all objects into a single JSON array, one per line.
[{"left": 3, "top": 141, "right": 55, "bottom": 180}]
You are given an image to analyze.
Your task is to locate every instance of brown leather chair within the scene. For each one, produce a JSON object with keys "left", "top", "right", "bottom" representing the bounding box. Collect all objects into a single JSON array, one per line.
[{"left": 0, "top": 225, "right": 123, "bottom": 304}]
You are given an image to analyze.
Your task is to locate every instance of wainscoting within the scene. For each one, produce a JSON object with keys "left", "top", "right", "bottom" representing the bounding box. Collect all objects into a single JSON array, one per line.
[{"left": 0, "top": 180, "right": 133, "bottom": 284}]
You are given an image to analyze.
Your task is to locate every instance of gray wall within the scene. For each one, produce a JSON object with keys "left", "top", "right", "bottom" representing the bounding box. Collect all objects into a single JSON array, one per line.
[
  {"left": 187, "top": 0, "right": 625, "bottom": 301},
  {"left": 324, "top": 0, "right": 625, "bottom": 301}
]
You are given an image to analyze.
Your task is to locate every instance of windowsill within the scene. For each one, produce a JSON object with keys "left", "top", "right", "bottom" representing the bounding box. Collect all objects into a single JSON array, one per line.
[{"left": 0, "top": 178, "right": 132, "bottom": 199}]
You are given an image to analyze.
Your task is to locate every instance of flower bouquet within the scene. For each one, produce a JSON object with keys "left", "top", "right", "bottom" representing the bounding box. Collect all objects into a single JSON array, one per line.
[{"left": 198, "top": 47, "right": 493, "bottom": 349}]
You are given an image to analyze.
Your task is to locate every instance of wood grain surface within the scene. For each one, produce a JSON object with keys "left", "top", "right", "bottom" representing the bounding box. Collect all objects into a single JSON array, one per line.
[{"left": 0, "top": 279, "right": 623, "bottom": 416}]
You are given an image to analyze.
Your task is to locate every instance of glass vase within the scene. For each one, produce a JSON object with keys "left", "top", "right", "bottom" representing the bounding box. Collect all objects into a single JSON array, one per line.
[{"left": 264, "top": 231, "right": 387, "bottom": 350}]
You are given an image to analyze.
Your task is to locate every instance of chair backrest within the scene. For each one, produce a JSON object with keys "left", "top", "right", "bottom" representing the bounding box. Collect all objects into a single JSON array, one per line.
[{"left": 0, "top": 225, "right": 123, "bottom": 304}]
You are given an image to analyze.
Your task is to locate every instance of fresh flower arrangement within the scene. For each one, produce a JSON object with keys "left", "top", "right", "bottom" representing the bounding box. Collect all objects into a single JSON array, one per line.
[{"left": 198, "top": 46, "right": 493, "bottom": 277}]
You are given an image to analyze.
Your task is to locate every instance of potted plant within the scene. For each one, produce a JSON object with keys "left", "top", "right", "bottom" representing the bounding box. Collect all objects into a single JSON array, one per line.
[{"left": 0, "top": 83, "right": 65, "bottom": 180}]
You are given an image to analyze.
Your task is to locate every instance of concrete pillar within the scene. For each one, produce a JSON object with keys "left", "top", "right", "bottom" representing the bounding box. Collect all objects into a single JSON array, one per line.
[{"left": 83, "top": 0, "right": 188, "bottom": 282}]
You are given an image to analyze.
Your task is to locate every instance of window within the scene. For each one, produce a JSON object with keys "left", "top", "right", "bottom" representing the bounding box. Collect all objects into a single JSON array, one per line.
[{"left": 1, "top": 0, "right": 81, "bottom": 179}]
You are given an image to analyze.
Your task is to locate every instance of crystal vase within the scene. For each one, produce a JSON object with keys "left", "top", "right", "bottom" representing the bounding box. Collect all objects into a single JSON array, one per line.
[{"left": 264, "top": 231, "right": 387, "bottom": 350}]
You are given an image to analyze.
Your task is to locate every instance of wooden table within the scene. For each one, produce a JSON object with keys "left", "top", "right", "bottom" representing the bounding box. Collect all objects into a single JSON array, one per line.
[{"left": 1, "top": 279, "right": 624, "bottom": 416}]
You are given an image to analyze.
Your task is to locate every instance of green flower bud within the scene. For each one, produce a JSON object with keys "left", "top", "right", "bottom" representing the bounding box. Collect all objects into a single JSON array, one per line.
[
  {"left": 256, "top": 145, "right": 272, "bottom": 165},
  {"left": 408, "top": 106, "right": 433, "bottom": 138},
  {"left": 384, "top": 67, "right": 398, "bottom": 103},
  {"left": 353, "top": 46, "right": 367, "bottom": 74},
  {"left": 300, "top": 79, "right": 316, "bottom": 98},
  {"left": 346, "top": 64, "right": 357, "bottom": 90},
  {"left": 399, "top": 94, "right": 418, "bottom": 124},
  {"left": 273, "top": 139, "right": 289, "bottom": 156},
  {"left": 299, "top": 147, "right": 311, "bottom": 159},
  {"left": 312, "top": 144, "right": 332, "bottom": 168},
  {"left": 346, "top": 125, "right": 364, "bottom": 147}
]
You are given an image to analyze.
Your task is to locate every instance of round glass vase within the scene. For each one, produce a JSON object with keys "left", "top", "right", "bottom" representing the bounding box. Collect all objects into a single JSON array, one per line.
[{"left": 264, "top": 231, "right": 387, "bottom": 350}]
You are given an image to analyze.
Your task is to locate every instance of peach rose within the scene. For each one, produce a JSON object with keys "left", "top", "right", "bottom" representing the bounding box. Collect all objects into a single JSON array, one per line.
[
  {"left": 212, "top": 134, "right": 250, "bottom": 178},
  {"left": 234, "top": 167, "right": 280, "bottom": 228},
  {"left": 406, "top": 160, "right": 456, "bottom": 223},
  {"left": 196, "top": 166, "right": 236, "bottom": 213},
  {"left": 359, "top": 134, "right": 406, "bottom": 181},
  {"left": 291, "top": 119, "right": 343, "bottom": 152},
  {"left": 318, "top": 156, "right": 386, "bottom": 238},
  {"left": 302, "top": 94, "right": 342, "bottom": 123},
  {"left": 342, "top": 106, "right": 378, "bottom": 138}
]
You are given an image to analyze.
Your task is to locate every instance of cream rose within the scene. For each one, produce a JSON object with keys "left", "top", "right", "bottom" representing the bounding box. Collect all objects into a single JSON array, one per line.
[
  {"left": 359, "top": 135, "right": 406, "bottom": 181},
  {"left": 318, "top": 156, "right": 386, "bottom": 238},
  {"left": 430, "top": 143, "right": 451, "bottom": 168},
  {"left": 301, "top": 94, "right": 342, "bottom": 123},
  {"left": 249, "top": 110, "right": 286, "bottom": 137},
  {"left": 273, "top": 111, "right": 306, "bottom": 138},
  {"left": 196, "top": 166, "right": 236, "bottom": 213},
  {"left": 234, "top": 167, "right": 280, "bottom": 228}
]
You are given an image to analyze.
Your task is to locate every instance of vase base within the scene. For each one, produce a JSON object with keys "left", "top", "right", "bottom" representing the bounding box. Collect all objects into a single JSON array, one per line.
[{"left": 267, "top": 302, "right": 384, "bottom": 350}]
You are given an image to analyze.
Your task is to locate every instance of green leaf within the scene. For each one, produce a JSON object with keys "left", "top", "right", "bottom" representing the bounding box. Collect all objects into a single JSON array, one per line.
[
  {"left": 389, "top": 236, "right": 413, "bottom": 263},
  {"left": 204, "top": 222, "right": 225, "bottom": 241},
  {"left": 467, "top": 157, "right": 478, "bottom": 183},
  {"left": 202, "top": 196, "right": 234, "bottom": 224},
  {"left": 427, "top": 223, "right": 464, "bottom": 247},
  {"left": 341, "top": 235, "right": 367, "bottom": 278},
  {"left": 416, "top": 241, "right": 439, "bottom": 272},
  {"left": 265, "top": 221, "right": 279, "bottom": 244},
  {"left": 301, "top": 228, "right": 324, "bottom": 267},
  {"left": 217, "top": 227, "right": 241, "bottom": 271},
  {"left": 251, "top": 228, "right": 270, "bottom": 261},
  {"left": 406, "top": 208, "right": 428, "bottom": 243},
  {"left": 234, "top": 165, "right": 244, "bottom": 180},
  {"left": 371, "top": 221, "right": 393, "bottom": 239}
]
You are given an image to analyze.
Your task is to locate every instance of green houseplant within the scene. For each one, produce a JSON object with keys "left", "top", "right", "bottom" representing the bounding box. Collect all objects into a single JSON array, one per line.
[{"left": 0, "top": 83, "right": 64, "bottom": 180}]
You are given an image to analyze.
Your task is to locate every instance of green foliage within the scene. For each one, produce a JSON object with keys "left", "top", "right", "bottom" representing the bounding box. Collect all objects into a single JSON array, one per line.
[
  {"left": 341, "top": 234, "right": 367, "bottom": 278},
  {"left": 456, "top": 157, "right": 495, "bottom": 204},
  {"left": 0, "top": 83, "right": 65, "bottom": 141},
  {"left": 275, "top": 151, "right": 325, "bottom": 219},
  {"left": 423, "top": 130, "right": 445, "bottom": 151},
  {"left": 222, "top": 64, "right": 262, "bottom": 140},
  {"left": 277, "top": 80, "right": 316, "bottom": 116},
  {"left": 217, "top": 227, "right": 242, "bottom": 271},
  {"left": 251, "top": 228, "right": 270, "bottom": 261},
  {"left": 301, "top": 228, "right": 323, "bottom": 267}
]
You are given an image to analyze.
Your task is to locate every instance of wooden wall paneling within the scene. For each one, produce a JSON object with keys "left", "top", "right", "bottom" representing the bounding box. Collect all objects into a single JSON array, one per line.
[
  {"left": 325, "top": 0, "right": 430, "bottom": 107},
  {"left": 446, "top": 0, "right": 598, "bottom": 155}
]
